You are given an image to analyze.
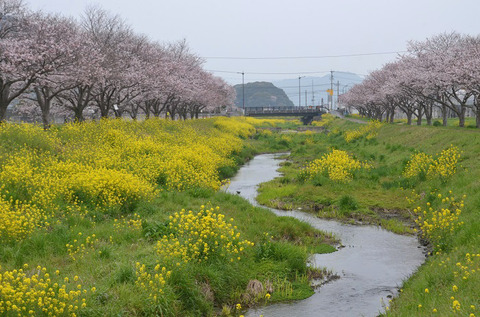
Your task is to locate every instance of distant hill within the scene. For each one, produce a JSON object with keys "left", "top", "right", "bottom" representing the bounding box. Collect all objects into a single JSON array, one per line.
[
  {"left": 273, "top": 71, "right": 364, "bottom": 108},
  {"left": 234, "top": 81, "right": 294, "bottom": 108}
]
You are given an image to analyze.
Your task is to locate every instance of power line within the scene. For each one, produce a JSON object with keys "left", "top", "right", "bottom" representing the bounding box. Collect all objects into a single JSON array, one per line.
[
  {"left": 248, "top": 71, "right": 331, "bottom": 75},
  {"left": 234, "top": 83, "right": 332, "bottom": 89},
  {"left": 207, "top": 69, "right": 331, "bottom": 75},
  {"left": 207, "top": 70, "right": 366, "bottom": 78},
  {"left": 207, "top": 70, "right": 241, "bottom": 74},
  {"left": 203, "top": 50, "right": 406, "bottom": 60},
  {"left": 334, "top": 75, "right": 364, "bottom": 81}
]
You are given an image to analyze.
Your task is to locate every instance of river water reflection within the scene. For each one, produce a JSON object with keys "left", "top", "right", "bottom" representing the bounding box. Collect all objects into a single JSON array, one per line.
[{"left": 226, "top": 153, "right": 425, "bottom": 317}]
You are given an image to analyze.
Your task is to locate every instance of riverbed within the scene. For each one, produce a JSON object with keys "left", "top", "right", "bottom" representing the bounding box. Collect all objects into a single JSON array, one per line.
[{"left": 226, "top": 153, "right": 426, "bottom": 317}]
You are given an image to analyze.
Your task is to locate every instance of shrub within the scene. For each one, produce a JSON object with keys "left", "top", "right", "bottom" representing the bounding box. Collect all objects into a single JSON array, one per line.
[
  {"left": 155, "top": 206, "right": 254, "bottom": 264},
  {"left": 300, "top": 149, "right": 371, "bottom": 183},
  {"left": 403, "top": 146, "right": 461, "bottom": 182},
  {"left": 338, "top": 195, "right": 358, "bottom": 212},
  {"left": 413, "top": 191, "right": 465, "bottom": 251}
]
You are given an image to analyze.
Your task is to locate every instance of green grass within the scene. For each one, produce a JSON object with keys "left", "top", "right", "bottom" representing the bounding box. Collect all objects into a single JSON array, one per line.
[
  {"left": 393, "top": 115, "right": 477, "bottom": 128},
  {"left": 0, "top": 185, "right": 336, "bottom": 316}
]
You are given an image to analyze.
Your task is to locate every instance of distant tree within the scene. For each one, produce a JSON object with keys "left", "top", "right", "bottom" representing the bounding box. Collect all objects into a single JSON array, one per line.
[{"left": 407, "top": 33, "right": 472, "bottom": 127}]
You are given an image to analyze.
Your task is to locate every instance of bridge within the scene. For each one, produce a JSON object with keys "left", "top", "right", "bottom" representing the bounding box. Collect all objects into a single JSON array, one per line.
[{"left": 244, "top": 106, "right": 328, "bottom": 125}]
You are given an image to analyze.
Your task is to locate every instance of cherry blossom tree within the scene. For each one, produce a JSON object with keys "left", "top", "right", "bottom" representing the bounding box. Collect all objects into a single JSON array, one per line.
[
  {"left": 81, "top": 6, "right": 134, "bottom": 118},
  {"left": 457, "top": 34, "right": 480, "bottom": 128},
  {"left": 406, "top": 33, "right": 472, "bottom": 127},
  {"left": 25, "top": 14, "right": 86, "bottom": 129},
  {"left": 0, "top": 1, "right": 30, "bottom": 121},
  {"left": 342, "top": 32, "right": 480, "bottom": 128},
  {"left": 0, "top": 0, "right": 25, "bottom": 38},
  {"left": 1, "top": 2, "right": 236, "bottom": 123}
]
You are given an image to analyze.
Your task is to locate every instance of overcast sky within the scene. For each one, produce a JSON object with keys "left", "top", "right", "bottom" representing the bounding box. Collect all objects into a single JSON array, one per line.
[{"left": 29, "top": 0, "right": 480, "bottom": 85}]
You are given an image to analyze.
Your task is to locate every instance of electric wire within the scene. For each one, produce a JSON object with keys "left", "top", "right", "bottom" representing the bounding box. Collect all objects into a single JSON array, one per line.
[{"left": 203, "top": 50, "right": 406, "bottom": 60}]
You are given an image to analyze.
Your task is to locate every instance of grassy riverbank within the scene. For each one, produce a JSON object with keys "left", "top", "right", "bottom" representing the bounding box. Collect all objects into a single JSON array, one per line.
[
  {"left": 0, "top": 118, "right": 335, "bottom": 316},
  {"left": 251, "top": 115, "right": 479, "bottom": 316}
]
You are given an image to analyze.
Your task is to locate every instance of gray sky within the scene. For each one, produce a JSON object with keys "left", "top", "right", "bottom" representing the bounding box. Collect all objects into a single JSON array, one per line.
[{"left": 30, "top": 0, "right": 480, "bottom": 85}]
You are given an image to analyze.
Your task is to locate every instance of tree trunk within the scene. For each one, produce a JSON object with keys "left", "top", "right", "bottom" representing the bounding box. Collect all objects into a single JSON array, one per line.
[
  {"left": 35, "top": 87, "right": 52, "bottom": 130},
  {"left": 442, "top": 104, "right": 448, "bottom": 126},
  {"left": 145, "top": 104, "right": 150, "bottom": 119},
  {"left": 41, "top": 110, "right": 50, "bottom": 130},
  {"left": 416, "top": 111, "right": 423, "bottom": 125},
  {"left": 100, "top": 107, "right": 109, "bottom": 118},
  {"left": 0, "top": 84, "right": 11, "bottom": 122},
  {"left": 458, "top": 106, "right": 466, "bottom": 127},
  {"left": 0, "top": 105, "right": 7, "bottom": 123},
  {"left": 407, "top": 112, "right": 413, "bottom": 125},
  {"left": 423, "top": 102, "right": 433, "bottom": 126},
  {"left": 425, "top": 109, "right": 432, "bottom": 125},
  {"left": 384, "top": 109, "right": 389, "bottom": 122},
  {"left": 473, "top": 95, "right": 480, "bottom": 129},
  {"left": 74, "top": 108, "right": 84, "bottom": 122}
]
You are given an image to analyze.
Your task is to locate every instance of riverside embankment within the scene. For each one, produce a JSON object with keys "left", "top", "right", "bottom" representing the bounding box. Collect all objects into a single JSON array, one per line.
[{"left": 228, "top": 153, "right": 425, "bottom": 317}]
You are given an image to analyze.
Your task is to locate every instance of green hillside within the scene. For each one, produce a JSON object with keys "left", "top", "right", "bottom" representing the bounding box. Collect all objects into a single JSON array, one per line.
[{"left": 234, "top": 81, "right": 294, "bottom": 108}]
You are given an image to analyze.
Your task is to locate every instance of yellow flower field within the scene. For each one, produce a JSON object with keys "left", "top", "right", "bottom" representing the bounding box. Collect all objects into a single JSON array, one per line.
[{"left": 0, "top": 118, "right": 257, "bottom": 242}]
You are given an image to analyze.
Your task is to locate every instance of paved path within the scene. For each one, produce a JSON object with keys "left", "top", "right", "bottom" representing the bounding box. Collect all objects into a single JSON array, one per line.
[{"left": 331, "top": 110, "right": 368, "bottom": 124}]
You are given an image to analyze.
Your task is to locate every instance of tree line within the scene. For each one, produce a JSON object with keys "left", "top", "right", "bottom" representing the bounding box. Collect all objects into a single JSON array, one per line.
[
  {"left": 340, "top": 32, "right": 480, "bottom": 128},
  {"left": 0, "top": 0, "right": 235, "bottom": 129}
]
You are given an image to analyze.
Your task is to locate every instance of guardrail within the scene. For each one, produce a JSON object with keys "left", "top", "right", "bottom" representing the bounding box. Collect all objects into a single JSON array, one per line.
[{"left": 245, "top": 107, "right": 328, "bottom": 116}]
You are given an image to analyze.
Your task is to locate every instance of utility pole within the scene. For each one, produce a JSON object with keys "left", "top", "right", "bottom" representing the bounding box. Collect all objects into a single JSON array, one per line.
[
  {"left": 305, "top": 90, "right": 307, "bottom": 107},
  {"left": 330, "top": 71, "right": 334, "bottom": 110},
  {"left": 242, "top": 72, "right": 245, "bottom": 111},
  {"left": 311, "top": 80, "right": 315, "bottom": 107},
  {"left": 298, "top": 76, "right": 305, "bottom": 107},
  {"left": 237, "top": 71, "right": 245, "bottom": 112},
  {"left": 336, "top": 81, "right": 340, "bottom": 111}
]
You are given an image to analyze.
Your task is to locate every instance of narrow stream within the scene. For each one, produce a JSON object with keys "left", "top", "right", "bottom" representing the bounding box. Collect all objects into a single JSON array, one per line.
[{"left": 226, "top": 153, "right": 426, "bottom": 317}]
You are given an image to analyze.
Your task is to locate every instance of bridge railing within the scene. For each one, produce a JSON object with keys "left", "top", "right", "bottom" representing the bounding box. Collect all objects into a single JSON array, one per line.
[{"left": 245, "top": 106, "right": 328, "bottom": 115}]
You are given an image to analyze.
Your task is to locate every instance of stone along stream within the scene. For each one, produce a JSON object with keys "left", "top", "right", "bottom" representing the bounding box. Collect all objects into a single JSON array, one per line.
[{"left": 226, "top": 154, "right": 426, "bottom": 317}]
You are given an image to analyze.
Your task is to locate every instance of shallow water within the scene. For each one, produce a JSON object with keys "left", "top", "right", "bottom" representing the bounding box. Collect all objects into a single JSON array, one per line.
[{"left": 226, "top": 153, "right": 426, "bottom": 317}]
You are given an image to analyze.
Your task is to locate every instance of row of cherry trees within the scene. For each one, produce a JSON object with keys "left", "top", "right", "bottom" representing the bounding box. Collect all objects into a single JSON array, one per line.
[
  {"left": 0, "top": 0, "right": 235, "bottom": 128},
  {"left": 340, "top": 32, "right": 480, "bottom": 128}
]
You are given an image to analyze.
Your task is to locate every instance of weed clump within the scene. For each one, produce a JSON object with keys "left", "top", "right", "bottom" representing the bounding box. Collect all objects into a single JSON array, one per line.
[
  {"left": 344, "top": 120, "right": 382, "bottom": 143},
  {"left": 300, "top": 149, "right": 371, "bottom": 183},
  {"left": 403, "top": 145, "right": 461, "bottom": 181}
]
